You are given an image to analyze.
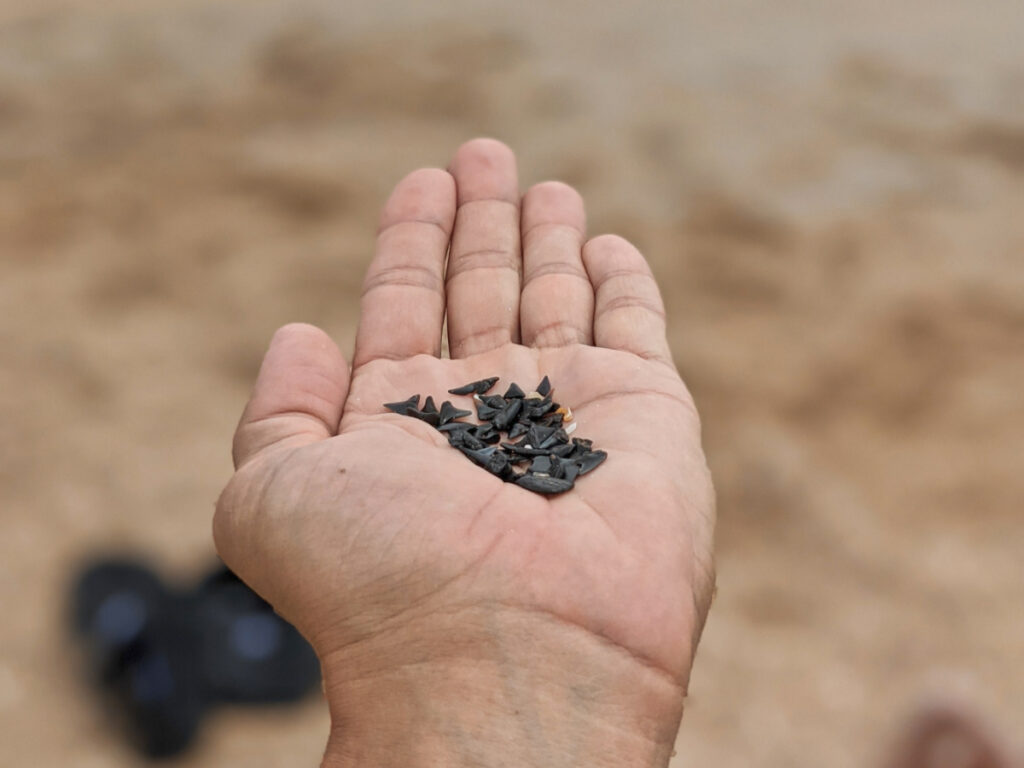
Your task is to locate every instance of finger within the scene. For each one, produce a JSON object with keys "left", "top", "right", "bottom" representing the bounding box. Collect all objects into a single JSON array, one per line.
[
  {"left": 581, "top": 234, "right": 674, "bottom": 367},
  {"left": 233, "top": 323, "right": 350, "bottom": 468},
  {"left": 445, "top": 138, "right": 521, "bottom": 358},
  {"left": 519, "top": 181, "right": 592, "bottom": 347},
  {"left": 353, "top": 168, "right": 456, "bottom": 367}
]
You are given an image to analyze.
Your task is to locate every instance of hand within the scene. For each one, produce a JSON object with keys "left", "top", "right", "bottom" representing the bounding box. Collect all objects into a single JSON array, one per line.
[{"left": 214, "top": 139, "right": 715, "bottom": 767}]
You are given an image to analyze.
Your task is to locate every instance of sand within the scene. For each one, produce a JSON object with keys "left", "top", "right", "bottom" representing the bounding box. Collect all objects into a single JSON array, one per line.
[{"left": 1, "top": 1, "right": 1021, "bottom": 765}]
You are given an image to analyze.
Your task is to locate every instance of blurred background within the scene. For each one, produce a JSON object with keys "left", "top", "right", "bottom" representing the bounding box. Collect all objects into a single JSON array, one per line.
[{"left": 1, "top": 0, "right": 1021, "bottom": 765}]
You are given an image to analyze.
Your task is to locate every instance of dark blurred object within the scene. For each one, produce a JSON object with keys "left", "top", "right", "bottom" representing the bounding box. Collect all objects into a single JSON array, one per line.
[
  {"left": 884, "top": 702, "right": 1017, "bottom": 768},
  {"left": 70, "top": 559, "right": 320, "bottom": 759},
  {"left": 195, "top": 567, "right": 320, "bottom": 704}
]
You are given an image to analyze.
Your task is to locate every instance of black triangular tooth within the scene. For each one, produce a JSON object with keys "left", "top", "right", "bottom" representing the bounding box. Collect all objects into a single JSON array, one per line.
[
  {"left": 515, "top": 473, "right": 573, "bottom": 495},
  {"left": 524, "top": 397, "right": 554, "bottom": 419},
  {"left": 475, "top": 402, "right": 500, "bottom": 421},
  {"left": 438, "top": 421, "right": 473, "bottom": 434},
  {"left": 448, "top": 377, "right": 499, "bottom": 396},
  {"left": 576, "top": 450, "right": 608, "bottom": 475},
  {"left": 539, "top": 428, "right": 569, "bottom": 450},
  {"left": 474, "top": 424, "right": 501, "bottom": 445},
  {"left": 458, "top": 445, "right": 498, "bottom": 467},
  {"left": 439, "top": 401, "right": 472, "bottom": 426},
  {"left": 492, "top": 398, "right": 523, "bottom": 431},
  {"left": 525, "top": 424, "right": 556, "bottom": 449},
  {"left": 407, "top": 408, "right": 440, "bottom": 427},
  {"left": 383, "top": 394, "right": 420, "bottom": 414},
  {"left": 529, "top": 456, "right": 553, "bottom": 475}
]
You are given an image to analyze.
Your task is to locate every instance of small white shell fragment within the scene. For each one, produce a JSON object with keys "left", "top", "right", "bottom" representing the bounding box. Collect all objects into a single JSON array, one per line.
[{"left": 564, "top": 421, "right": 578, "bottom": 435}]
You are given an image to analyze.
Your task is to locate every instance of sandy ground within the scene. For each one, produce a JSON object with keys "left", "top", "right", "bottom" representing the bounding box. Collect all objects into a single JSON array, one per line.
[{"left": 1, "top": 1, "right": 1022, "bottom": 766}]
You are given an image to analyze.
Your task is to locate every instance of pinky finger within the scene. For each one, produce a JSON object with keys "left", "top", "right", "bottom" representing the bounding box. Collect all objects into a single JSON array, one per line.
[{"left": 581, "top": 235, "right": 674, "bottom": 367}]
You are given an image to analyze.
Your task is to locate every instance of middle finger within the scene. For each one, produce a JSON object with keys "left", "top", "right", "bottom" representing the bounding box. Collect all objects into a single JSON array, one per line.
[{"left": 445, "top": 138, "right": 522, "bottom": 358}]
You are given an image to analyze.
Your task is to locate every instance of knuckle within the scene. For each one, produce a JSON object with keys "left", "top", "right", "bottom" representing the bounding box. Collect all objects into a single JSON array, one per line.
[
  {"left": 523, "top": 260, "right": 589, "bottom": 284},
  {"left": 601, "top": 294, "right": 666, "bottom": 319},
  {"left": 446, "top": 248, "right": 519, "bottom": 278},
  {"left": 361, "top": 264, "right": 441, "bottom": 296},
  {"left": 452, "top": 323, "right": 514, "bottom": 355},
  {"left": 530, "top": 319, "right": 588, "bottom": 348}
]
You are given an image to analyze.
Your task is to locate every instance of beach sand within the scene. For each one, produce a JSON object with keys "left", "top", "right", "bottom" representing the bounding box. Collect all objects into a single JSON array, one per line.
[{"left": 1, "top": 2, "right": 1021, "bottom": 765}]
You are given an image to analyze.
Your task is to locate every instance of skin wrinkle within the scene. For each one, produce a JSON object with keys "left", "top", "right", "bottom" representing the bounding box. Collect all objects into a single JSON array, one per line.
[
  {"left": 245, "top": 387, "right": 339, "bottom": 427},
  {"left": 630, "top": 349, "right": 677, "bottom": 368},
  {"left": 236, "top": 411, "right": 325, "bottom": 448},
  {"left": 377, "top": 216, "right": 452, "bottom": 238},
  {"left": 483, "top": 603, "right": 549, "bottom": 765},
  {"left": 598, "top": 294, "right": 668, "bottom": 320},
  {"left": 463, "top": 481, "right": 507, "bottom": 539},
  {"left": 343, "top": 354, "right": 448, "bottom": 412},
  {"left": 485, "top": 599, "right": 687, "bottom": 693},
  {"left": 527, "top": 320, "right": 588, "bottom": 347},
  {"left": 361, "top": 263, "right": 443, "bottom": 297},
  {"left": 289, "top": 361, "right": 349, "bottom": 402},
  {"left": 450, "top": 324, "right": 516, "bottom": 356},
  {"left": 317, "top": 531, "right": 512, "bottom": 667},
  {"left": 522, "top": 261, "right": 590, "bottom": 284},
  {"left": 521, "top": 220, "right": 585, "bottom": 241},
  {"left": 233, "top": 419, "right": 323, "bottom": 469},
  {"left": 575, "top": 495, "right": 618, "bottom": 539},
  {"left": 454, "top": 196, "right": 519, "bottom": 209},
  {"left": 321, "top": 598, "right": 679, "bottom": 753},
  {"left": 341, "top": 418, "right": 450, "bottom": 448},
  {"left": 448, "top": 246, "right": 519, "bottom": 267},
  {"left": 371, "top": 508, "right": 423, "bottom": 577},
  {"left": 250, "top": 375, "right": 346, "bottom": 425},
  {"left": 589, "top": 267, "right": 659, "bottom": 291},
  {"left": 245, "top": 445, "right": 303, "bottom": 543},
  {"left": 356, "top": 348, "right": 433, "bottom": 364},
  {"left": 252, "top": 355, "right": 345, "bottom": 398},
  {"left": 349, "top": 353, "right": 434, "bottom": 381},
  {"left": 446, "top": 257, "right": 523, "bottom": 281},
  {"left": 571, "top": 387, "right": 693, "bottom": 413}
]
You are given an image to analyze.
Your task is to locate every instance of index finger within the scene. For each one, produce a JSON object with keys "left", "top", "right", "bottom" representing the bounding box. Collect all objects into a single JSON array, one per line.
[{"left": 353, "top": 168, "right": 457, "bottom": 368}]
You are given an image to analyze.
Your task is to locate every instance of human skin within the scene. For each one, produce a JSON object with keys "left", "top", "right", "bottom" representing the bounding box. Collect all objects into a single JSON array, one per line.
[{"left": 214, "top": 138, "right": 716, "bottom": 767}]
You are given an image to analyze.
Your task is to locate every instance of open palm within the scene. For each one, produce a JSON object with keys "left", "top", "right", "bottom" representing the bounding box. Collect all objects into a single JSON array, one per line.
[{"left": 214, "top": 140, "right": 715, "bottom": 715}]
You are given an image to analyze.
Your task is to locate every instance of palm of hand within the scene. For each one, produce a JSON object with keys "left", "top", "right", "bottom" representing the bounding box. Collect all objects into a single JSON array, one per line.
[{"left": 215, "top": 141, "right": 715, "bottom": 691}]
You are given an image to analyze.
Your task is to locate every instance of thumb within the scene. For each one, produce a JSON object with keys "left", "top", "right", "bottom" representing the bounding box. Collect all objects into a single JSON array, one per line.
[{"left": 231, "top": 323, "right": 350, "bottom": 469}]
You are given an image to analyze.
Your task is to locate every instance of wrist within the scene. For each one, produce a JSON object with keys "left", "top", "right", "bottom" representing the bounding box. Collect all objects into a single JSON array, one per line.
[{"left": 318, "top": 604, "right": 685, "bottom": 768}]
